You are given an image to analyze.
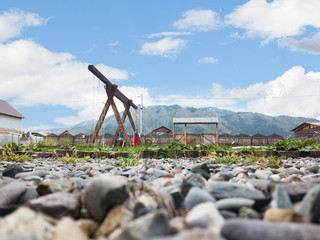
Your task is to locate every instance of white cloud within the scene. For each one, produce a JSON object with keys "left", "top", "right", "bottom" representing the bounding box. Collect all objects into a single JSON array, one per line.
[
  {"left": 279, "top": 32, "right": 320, "bottom": 54},
  {"left": 198, "top": 57, "right": 218, "bottom": 64},
  {"left": 138, "top": 37, "right": 186, "bottom": 58},
  {"left": 173, "top": 9, "right": 221, "bottom": 32},
  {"left": 146, "top": 32, "right": 192, "bottom": 38},
  {"left": 108, "top": 41, "right": 119, "bottom": 47},
  {"left": 0, "top": 9, "right": 48, "bottom": 42},
  {"left": 209, "top": 66, "right": 320, "bottom": 119},
  {"left": 225, "top": 0, "right": 320, "bottom": 44},
  {"left": 0, "top": 39, "right": 133, "bottom": 126}
]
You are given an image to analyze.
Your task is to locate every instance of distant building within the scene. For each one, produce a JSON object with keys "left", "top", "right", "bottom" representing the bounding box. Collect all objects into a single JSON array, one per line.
[
  {"left": 291, "top": 122, "right": 320, "bottom": 142},
  {"left": 151, "top": 126, "right": 172, "bottom": 135},
  {"left": 0, "top": 100, "right": 24, "bottom": 144}
]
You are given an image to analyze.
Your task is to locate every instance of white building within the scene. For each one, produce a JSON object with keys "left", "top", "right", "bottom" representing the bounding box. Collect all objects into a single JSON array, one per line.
[{"left": 0, "top": 100, "right": 24, "bottom": 144}]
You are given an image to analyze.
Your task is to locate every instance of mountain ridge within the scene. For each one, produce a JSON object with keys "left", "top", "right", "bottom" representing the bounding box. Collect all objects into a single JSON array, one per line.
[{"left": 46, "top": 105, "right": 319, "bottom": 137}]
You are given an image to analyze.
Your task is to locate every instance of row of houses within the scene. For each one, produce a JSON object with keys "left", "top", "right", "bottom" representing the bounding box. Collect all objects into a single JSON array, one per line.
[{"left": 1, "top": 99, "right": 320, "bottom": 145}]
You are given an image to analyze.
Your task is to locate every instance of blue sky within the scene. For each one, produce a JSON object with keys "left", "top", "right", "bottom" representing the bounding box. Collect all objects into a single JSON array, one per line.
[{"left": 1, "top": 0, "right": 320, "bottom": 131}]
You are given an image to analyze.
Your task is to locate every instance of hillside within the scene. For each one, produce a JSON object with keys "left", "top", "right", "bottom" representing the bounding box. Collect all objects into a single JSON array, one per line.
[{"left": 49, "top": 105, "right": 319, "bottom": 137}]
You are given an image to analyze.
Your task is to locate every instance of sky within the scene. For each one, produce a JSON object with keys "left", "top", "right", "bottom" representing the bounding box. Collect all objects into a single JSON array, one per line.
[{"left": 1, "top": 0, "right": 320, "bottom": 132}]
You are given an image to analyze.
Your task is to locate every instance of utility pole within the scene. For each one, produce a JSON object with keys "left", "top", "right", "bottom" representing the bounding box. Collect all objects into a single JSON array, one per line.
[{"left": 140, "top": 94, "right": 143, "bottom": 135}]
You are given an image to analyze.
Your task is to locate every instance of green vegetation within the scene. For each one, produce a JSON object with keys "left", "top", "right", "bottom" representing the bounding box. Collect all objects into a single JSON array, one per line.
[
  {"left": 112, "top": 157, "right": 141, "bottom": 167},
  {"left": 0, "top": 143, "right": 29, "bottom": 162},
  {"left": 60, "top": 153, "right": 92, "bottom": 164},
  {"left": 269, "top": 137, "right": 320, "bottom": 151}
]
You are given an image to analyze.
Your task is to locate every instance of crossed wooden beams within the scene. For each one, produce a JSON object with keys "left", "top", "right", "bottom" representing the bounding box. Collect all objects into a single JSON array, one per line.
[{"left": 88, "top": 65, "right": 141, "bottom": 146}]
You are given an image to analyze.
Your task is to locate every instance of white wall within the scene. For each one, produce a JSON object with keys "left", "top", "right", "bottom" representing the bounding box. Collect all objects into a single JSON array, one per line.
[
  {"left": 0, "top": 114, "right": 22, "bottom": 131},
  {"left": 0, "top": 114, "right": 22, "bottom": 144}
]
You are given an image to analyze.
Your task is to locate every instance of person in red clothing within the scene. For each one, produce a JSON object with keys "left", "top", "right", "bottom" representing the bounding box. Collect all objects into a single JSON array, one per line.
[{"left": 134, "top": 130, "right": 138, "bottom": 147}]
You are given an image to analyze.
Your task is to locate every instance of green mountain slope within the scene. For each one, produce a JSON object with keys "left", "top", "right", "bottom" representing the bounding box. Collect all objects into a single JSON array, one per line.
[{"left": 49, "top": 105, "right": 319, "bottom": 137}]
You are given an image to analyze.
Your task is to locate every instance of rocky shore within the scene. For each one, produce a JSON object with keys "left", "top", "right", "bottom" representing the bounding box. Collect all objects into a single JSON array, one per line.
[{"left": 1, "top": 156, "right": 320, "bottom": 240}]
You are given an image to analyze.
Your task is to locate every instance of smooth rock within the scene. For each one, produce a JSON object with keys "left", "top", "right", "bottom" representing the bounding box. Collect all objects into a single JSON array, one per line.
[
  {"left": 29, "top": 192, "right": 80, "bottom": 219},
  {"left": 0, "top": 207, "right": 55, "bottom": 240},
  {"left": 221, "top": 219, "right": 320, "bottom": 240},
  {"left": 309, "top": 165, "right": 319, "bottom": 174},
  {"left": 181, "top": 173, "right": 206, "bottom": 197},
  {"left": 94, "top": 205, "right": 133, "bottom": 238},
  {"left": 191, "top": 163, "right": 211, "bottom": 180},
  {"left": 270, "top": 185, "right": 293, "bottom": 210},
  {"left": 216, "top": 198, "right": 254, "bottom": 211},
  {"left": 2, "top": 164, "right": 23, "bottom": 178},
  {"left": 52, "top": 217, "right": 87, "bottom": 240},
  {"left": 183, "top": 187, "right": 216, "bottom": 209},
  {"left": 297, "top": 185, "right": 320, "bottom": 223},
  {"left": 82, "top": 176, "right": 129, "bottom": 222},
  {"left": 254, "top": 169, "right": 270, "bottom": 180},
  {"left": 134, "top": 194, "right": 158, "bottom": 217},
  {"left": 186, "top": 202, "right": 224, "bottom": 229},
  {"left": 37, "top": 178, "right": 85, "bottom": 196},
  {"left": 0, "top": 180, "right": 27, "bottom": 206},
  {"left": 15, "top": 170, "right": 47, "bottom": 179},
  {"left": 76, "top": 219, "right": 99, "bottom": 238},
  {"left": 204, "top": 181, "right": 265, "bottom": 200},
  {"left": 264, "top": 208, "right": 307, "bottom": 222},
  {"left": 111, "top": 209, "right": 171, "bottom": 240},
  {"left": 238, "top": 207, "right": 260, "bottom": 219}
]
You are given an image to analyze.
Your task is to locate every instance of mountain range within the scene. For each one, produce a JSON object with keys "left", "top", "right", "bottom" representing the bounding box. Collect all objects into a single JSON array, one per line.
[{"left": 46, "top": 105, "right": 319, "bottom": 137}]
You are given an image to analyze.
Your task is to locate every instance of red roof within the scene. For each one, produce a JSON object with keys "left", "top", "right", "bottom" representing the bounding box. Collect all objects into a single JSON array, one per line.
[{"left": 0, "top": 100, "right": 24, "bottom": 119}]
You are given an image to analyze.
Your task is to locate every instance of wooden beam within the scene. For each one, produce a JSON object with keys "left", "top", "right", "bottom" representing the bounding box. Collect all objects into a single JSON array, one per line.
[
  {"left": 184, "top": 123, "right": 187, "bottom": 145},
  {"left": 216, "top": 123, "right": 219, "bottom": 146},
  {"left": 88, "top": 65, "right": 137, "bottom": 109}
]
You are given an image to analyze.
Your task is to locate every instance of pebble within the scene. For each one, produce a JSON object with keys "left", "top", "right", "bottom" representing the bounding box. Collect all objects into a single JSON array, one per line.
[{"left": 0, "top": 156, "right": 320, "bottom": 239}]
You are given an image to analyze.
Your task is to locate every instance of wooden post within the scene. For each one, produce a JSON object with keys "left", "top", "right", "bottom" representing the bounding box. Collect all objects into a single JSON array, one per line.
[
  {"left": 173, "top": 123, "right": 175, "bottom": 141},
  {"left": 184, "top": 123, "right": 187, "bottom": 145},
  {"left": 215, "top": 123, "right": 219, "bottom": 146}
]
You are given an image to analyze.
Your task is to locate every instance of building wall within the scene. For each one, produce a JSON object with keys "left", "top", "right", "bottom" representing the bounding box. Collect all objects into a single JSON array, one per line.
[
  {"left": 294, "top": 127, "right": 320, "bottom": 142},
  {"left": 0, "top": 114, "right": 22, "bottom": 132},
  {"left": 0, "top": 114, "right": 22, "bottom": 144}
]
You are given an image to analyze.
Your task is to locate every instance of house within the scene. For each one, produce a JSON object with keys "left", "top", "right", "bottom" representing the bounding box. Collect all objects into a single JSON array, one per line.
[
  {"left": 151, "top": 126, "right": 172, "bottom": 135},
  {"left": 0, "top": 100, "right": 24, "bottom": 144},
  {"left": 291, "top": 122, "right": 320, "bottom": 142}
]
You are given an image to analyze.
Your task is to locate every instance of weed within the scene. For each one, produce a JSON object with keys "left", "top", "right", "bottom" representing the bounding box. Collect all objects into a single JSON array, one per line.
[
  {"left": 112, "top": 157, "right": 141, "bottom": 167},
  {"left": 208, "top": 151, "right": 241, "bottom": 165},
  {"left": 60, "top": 153, "right": 91, "bottom": 164}
]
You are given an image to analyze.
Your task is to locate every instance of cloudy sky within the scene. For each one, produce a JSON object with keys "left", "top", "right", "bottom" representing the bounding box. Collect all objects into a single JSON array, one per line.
[{"left": 1, "top": 0, "right": 320, "bottom": 131}]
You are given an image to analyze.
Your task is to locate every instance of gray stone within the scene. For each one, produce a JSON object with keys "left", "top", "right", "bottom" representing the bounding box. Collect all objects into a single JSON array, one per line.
[
  {"left": 0, "top": 207, "right": 55, "bottom": 240},
  {"left": 297, "top": 185, "right": 320, "bottom": 223},
  {"left": 20, "top": 176, "right": 43, "bottom": 186},
  {"left": 285, "top": 167, "right": 304, "bottom": 175},
  {"left": 183, "top": 187, "right": 216, "bottom": 209},
  {"left": 254, "top": 169, "right": 270, "bottom": 180},
  {"left": 82, "top": 175, "right": 129, "bottom": 222},
  {"left": 2, "top": 164, "right": 23, "bottom": 178},
  {"left": 112, "top": 209, "right": 171, "bottom": 240},
  {"left": 271, "top": 185, "right": 293, "bottom": 210},
  {"left": 216, "top": 198, "right": 254, "bottom": 211},
  {"left": 181, "top": 173, "right": 206, "bottom": 197},
  {"left": 15, "top": 170, "right": 47, "bottom": 179},
  {"left": 204, "top": 181, "right": 265, "bottom": 200},
  {"left": 29, "top": 192, "right": 80, "bottom": 219},
  {"left": 221, "top": 219, "right": 320, "bottom": 240},
  {"left": 248, "top": 179, "right": 271, "bottom": 195},
  {"left": 37, "top": 178, "right": 85, "bottom": 196},
  {"left": 0, "top": 180, "right": 27, "bottom": 206},
  {"left": 191, "top": 163, "right": 211, "bottom": 180},
  {"left": 186, "top": 202, "right": 224, "bottom": 229},
  {"left": 309, "top": 165, "right": 319, "bottom": 174},
  {"left": 238, "top": 207, "right": 261, "bottom": 219},
  {"left": 276, "top": 181, "right": 320, "bottom": 202}
]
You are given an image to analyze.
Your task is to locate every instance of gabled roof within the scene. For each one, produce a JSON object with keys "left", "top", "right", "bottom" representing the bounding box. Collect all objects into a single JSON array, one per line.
[
  {"left": 152, "top": 126, "right": 172, "bottom": 132},
  {"left": 291, "top": 122, "right": 320, "bottom": 132},
  {"left": 0, "top": 100, "right": 24, "bottom": 119},
  {"left": 59, "top": 130, "right": 74, "bottom": 137}
]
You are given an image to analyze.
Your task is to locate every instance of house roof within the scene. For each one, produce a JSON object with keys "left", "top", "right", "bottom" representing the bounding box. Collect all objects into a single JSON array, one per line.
[
  {"left": 0, "top": 100, "right": 24, "bottom": 119},
  {"left": 152, "top": 126, "right": 172, "bottom": 132},
  {"left": 173, "top": 117, "right": 218, "bottom": 124},
  {"left": 59, "top": 130, "right": 74, "bottom": 136},
  {"left": 291, "top": 122, "right": 320, "bottom": 132}
]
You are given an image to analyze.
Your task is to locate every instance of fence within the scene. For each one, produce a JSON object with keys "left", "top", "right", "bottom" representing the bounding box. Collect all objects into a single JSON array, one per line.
[{"left": 39, "top": 133, "right": 284, "bottom": 147}]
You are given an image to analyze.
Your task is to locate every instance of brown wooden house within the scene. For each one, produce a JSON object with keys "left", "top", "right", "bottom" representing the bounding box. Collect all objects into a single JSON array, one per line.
[
  {"left": 151, "top": 126, "right": 172, "bottom": 135},
  {"left": 291, "top": 122, "right": 320, "bottom": 142}
]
